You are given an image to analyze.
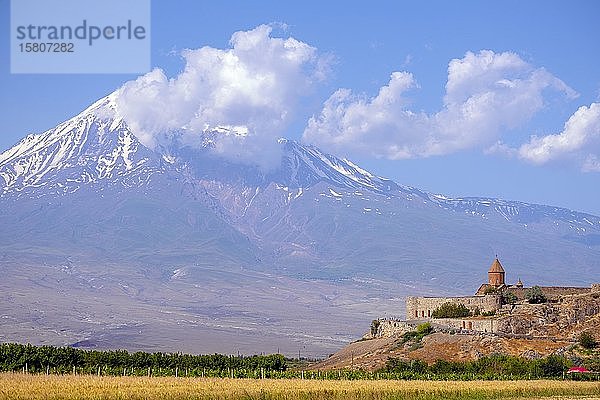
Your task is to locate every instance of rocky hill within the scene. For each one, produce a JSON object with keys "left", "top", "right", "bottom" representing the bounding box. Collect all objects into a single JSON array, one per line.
[
  {"left": 497, "top": 291, "right": 600, "bottom": 338},
  {"left": 312, "top": 291, "right": 600, "bottom": 370}
]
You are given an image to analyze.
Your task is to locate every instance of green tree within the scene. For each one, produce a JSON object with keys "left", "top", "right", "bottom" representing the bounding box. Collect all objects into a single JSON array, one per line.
[
  {"left": 578, "top": 331, "right": 597, "bottom": 349},
  {"left": 537, "top": 354, "right": 570, "bottom": 377},
  {"left": 430, "top": 359, "right": 457, "bottom": 374},
  {"left": 432, "top": 302, "right": 471, "bottom": 318},
  {"left": 525, "top": 286, "right": 547, "bottom": 304},
  {"left": 501, "top": 291, "right": 518, "bottom": 305},
  {"left": 384, "top": 357, "right": 427, "bottom": 373}
]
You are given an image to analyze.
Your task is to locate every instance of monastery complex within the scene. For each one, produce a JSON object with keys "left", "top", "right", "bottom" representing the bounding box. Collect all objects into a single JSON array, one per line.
[{"left": 370, "top": 258, "right": 600, "bottom": 338}]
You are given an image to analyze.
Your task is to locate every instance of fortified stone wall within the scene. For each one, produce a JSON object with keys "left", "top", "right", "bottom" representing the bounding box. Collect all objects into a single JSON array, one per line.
[
  {"left": 432, "top": 317, "right": 498, "bottom": 333},
  {"left": 406, "top": 295, "right": 501, "bottom": 320},
  {"left": 372, "top": 316, "right": 499, "bottom": 337},
  {"left": 368, "top": 319, "right": 417, "bottom": 338},
  {"left": 505, "top": 286, "right": 591, "bottom": 301}
]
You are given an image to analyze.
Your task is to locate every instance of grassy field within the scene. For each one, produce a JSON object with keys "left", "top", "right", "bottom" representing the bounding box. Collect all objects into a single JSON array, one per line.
[{"left": 0, "top": 373, "right": 599, "bottom": 400}]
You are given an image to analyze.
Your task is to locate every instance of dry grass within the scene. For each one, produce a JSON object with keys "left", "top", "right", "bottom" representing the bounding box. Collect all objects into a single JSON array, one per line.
[{"left": 0, "top": 373, "right": 599, "bottom": 400}]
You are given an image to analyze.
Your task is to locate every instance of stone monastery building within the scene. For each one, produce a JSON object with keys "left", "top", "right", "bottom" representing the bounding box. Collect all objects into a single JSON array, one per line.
[
  {"left": 371, "top": 258, "right": 599, "bottom": 337},
  {"left": 406, "top": 258, "right": 596, "bottom": 322}
]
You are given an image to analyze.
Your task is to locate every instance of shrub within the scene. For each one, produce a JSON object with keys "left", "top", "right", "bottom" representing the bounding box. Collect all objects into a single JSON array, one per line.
[
  {"left": 416, "top": 322, "right": 433, "bottom": 335},
  {"left": 383, "top": 354, "right": 573, "bottom": 378},
  {"left": 384, "top": 357, "right": 427, "bottom": 373},
  {"left": 401, "top": 330, "right": 419, "bottom": 343},
  {"left": 432, "top": 302, "right": 471, "bottom": 318},
  {"left": 409, "top": 359, "right": 428, "bottom": 373},
  {"left": 430, "top": 359, "right": 454, "bottom": 374},
  {"left": 384, "top": 357, "right": 410, "bottom": 372},
  {"left": 525, "top": 286, "right": 547, "bottom": 304},
  {"left": 408, "top": 342, "right": 423, "bottom": 351},
  {"left": 398, "top": 323, "right": 434, "bottom": 347},
  {"left": 481, "top": 310, "right": 496, "bottom": 317},
  {"left": 583, "top": 355, "right": 600, "bottom": 372},
  {"left": 578, "top": 331, "right": 597, "bottom": 349}
]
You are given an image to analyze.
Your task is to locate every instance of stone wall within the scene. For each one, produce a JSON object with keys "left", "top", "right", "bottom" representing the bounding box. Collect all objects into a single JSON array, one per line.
[
  {"left": 406, "top": 295, "right": 501, "bottom": 320},
  {"left": 433, "top": 317, "right": 498, "bottom": 333},
  {"left": 368, "top": 319, "right": 418, "bottom": 338},
  {"left": 505, "top": 286, "right": 591, "bottom": 301},
  {"left": 370, "top": 316, "right": 501, "bottom": 337}
]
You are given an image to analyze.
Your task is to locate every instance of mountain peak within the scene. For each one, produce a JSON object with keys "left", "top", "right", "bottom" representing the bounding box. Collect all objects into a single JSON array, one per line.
[
  {"left": 277, "top": 140, "right": 400, "bottom": 193},
  {"left": 0, "top": 92, "right": 162, "bottom": 198}
]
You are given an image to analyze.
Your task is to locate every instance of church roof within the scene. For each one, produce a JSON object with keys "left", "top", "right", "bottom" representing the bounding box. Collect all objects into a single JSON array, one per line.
[{"left": 489, "top": 258, "right": 505, "bottom": 273}]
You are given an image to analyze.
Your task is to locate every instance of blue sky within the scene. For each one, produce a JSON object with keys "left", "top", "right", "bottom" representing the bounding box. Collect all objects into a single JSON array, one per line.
[{"left": 1, "top": 0, "right": 599, "bottom": 214}]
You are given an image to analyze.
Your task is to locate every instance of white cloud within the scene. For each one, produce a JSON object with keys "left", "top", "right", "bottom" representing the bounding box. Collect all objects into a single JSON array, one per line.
[
  {"left": 303, "top": 50, "right": 577, "bottom": 160},
  {"left": 518, "top": 102, "right": 600, "bottom": 170},
  {"left": 303, "top": 72, "right": 435, "bottom": 159},
  {"left": 116, "top": 24, "right": 327, "bottom": 170}
]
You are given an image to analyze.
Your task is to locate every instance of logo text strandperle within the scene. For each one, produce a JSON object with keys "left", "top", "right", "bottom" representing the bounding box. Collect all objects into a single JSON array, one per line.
[{"left": 15, "top": 20, "right": 146, "bottom": 46}]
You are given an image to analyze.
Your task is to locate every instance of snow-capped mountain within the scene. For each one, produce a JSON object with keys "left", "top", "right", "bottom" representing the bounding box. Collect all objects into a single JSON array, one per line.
[
  {"left": 0, "top": 94, "right": 166, "bottom": 200},
  {"left": 2, "top": 92, "right": 600, "bottom": 236}
]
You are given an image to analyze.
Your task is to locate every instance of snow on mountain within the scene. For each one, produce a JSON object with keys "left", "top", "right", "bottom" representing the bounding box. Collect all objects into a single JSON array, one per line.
[
  {"left": 277, "top": 140, "right": 401, "bottom": 193},
  {"left": 272, "top": 141, "right": 600, "bottom": 232},
  {"left": 429, "top": 194, "right": 600, "bottom": 232}
]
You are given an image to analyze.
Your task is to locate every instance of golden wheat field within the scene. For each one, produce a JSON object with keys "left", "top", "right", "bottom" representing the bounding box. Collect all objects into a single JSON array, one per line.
[{"left": 0, "top": 373, "right": 599, "bottom": 400}]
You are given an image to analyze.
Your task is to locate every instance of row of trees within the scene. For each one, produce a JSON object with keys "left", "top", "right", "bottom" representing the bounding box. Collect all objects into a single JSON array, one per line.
[
  {"left": 2, "top": 343, "right": 596, "bottom": 380},
  {"left": 0, "top": 343, "right": 286, "bottom": 375}
]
